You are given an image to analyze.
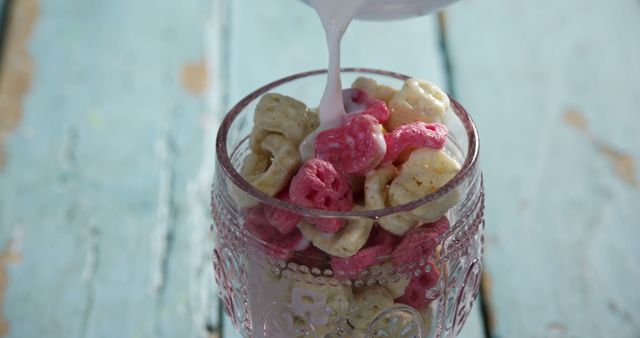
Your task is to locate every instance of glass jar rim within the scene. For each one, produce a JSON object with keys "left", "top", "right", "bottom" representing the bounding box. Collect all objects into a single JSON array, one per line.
[{"left": 215, "top": 68, "right": 479, "bottom": 219}]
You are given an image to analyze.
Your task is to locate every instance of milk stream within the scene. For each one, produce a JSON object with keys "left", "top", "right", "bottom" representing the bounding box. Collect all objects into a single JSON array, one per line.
[
  {"left": 299, "top": 0, "right": 456, "bottom": 160},
  {"left": 299, "top": 0, "right": 369, "bottom": 160}
]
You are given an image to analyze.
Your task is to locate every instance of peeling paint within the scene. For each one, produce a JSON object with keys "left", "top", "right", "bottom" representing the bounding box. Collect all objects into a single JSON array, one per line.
[
  {"left": 564, "top": 109, "right": 638, "bottom": 188},
  {"left": 563, "top": 109, "right": 588, "bottom": 131},
  {"left": 0, "top": 0, "right": 39, "bottom": 170},
  {"left": 0, "top": 238, "right": 23, "bottom": 336},
  {"left": 545, "top": 321, "right": 568, "bottom": 338},
  {"left": 180, "top": 59, "right": 209, "bottom": 95},
  {"left": 596, "top": 144, "right": 639, "bottom": 188}
]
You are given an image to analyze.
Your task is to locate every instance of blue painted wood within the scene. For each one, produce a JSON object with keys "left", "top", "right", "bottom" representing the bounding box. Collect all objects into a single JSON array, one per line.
[
  {"left": 446, "top": 0, "right": 640, "bottom": 337},
  {"left": 0, "top": 0, "right": 219, "bottom": 337}
]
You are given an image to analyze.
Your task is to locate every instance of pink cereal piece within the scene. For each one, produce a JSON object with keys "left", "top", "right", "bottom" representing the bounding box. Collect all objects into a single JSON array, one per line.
[
  {"left": 294, "top": 244, "right": 330, "bottom": 270},
  {"left": 391, "top": 217, "right": 449, "bottom": 269},
  {"left": 367, "top": 225, "right": 400, "bottom": 249},
  {"left": 244, "top": 206, "right": 273, "bottom": 242},
  {"left": 244, "top": 206, "right": 309, "bottom": 259},
  {"left": 395, "top": 262, "right": 440, "bottom": 310},
  {"left": 330, "top": 245, "right": 390, "bottom": 280},
  {"left": 382, "top": 122, "right": 448, "bottom": 164},
  {"left": 330, "top": 226, "right": 397, "bottom": 280},
  {"left": 315, "top": 114, "right": 387, "bottom": 175},
  {"left": 264, "top": 189, "right": 301, "bottom": 235},
  {"left": 289, "top": 159, "right": 353, "bottom": 233},
  {"left": 342, "top": 88, "right": 390, "bottom": 123}
]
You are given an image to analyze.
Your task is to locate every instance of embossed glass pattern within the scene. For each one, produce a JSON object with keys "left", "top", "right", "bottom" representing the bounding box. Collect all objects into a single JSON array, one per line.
[{"left": 211, "top": 69, "right": 484, "bottom": 338}]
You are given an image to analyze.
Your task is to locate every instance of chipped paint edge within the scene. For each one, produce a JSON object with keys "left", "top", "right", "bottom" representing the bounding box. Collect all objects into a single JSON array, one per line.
[{"left": 0, "top": 0, "right": 39, "bottom": 170}]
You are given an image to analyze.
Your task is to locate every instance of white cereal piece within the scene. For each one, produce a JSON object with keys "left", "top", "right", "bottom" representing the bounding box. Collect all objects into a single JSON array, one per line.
[
  {"left": 253, "top": 93, "right": 319, "bottom": 147},
  {"left": 351, "top": 76, "right": 398, "bottom": 104},
  {"left": 378, "top": 211, "right": 421, "bottom": 236},
  {"left": 386, "top": 78, "right": 450, "bottom": 130},
  {"left": 249, "top": 134, "right": 301, "bottom": 197},
  {"left": 240, "top": 152, "right": 270, "bottom": 178},
  {"left": 298, "top": 206, "right": 374, "bottom": 258},
  {"left": 365, "top": 164, "right": 419, "bottom": 235},
  {"left": 388, "top": 148, "right": 461, "bottom": 224},
  {"left": 231, "top": 134, "right": 301, "bottom": 208},
  {"left": 364, "top": 164, "right": 398, "bottom": 211},
  {"left": 248, "top": 128, "right": 272, "bottom": 155},
  {"left": 228, "top": 152, "right": 271, "bottom": 208},
  {"left": 348, "top": 286, "right": 394, "bottom": 329},
  {"left": 368, "top": 262, "right": 411, "bottom": 299},
  {"left": 381, "top": 275, "right": 411, "bottom": 299},
  {"left": 290, "top": 280, "right": 353, "bottom": 336}
]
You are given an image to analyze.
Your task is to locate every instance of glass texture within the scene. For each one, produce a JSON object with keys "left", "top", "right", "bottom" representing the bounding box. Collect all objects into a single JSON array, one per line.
[{"left": 212, "top": 69, "right": 484, "bottom": 338}]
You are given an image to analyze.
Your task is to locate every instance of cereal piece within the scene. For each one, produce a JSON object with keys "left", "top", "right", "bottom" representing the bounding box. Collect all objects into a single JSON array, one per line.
[
  {"left": 351, "top": 76, "right": 398, "bottom": 104},
  {"left": 292, "top": 244, "right": 330, "bottom": 270},
  {"left": 420, "top": 305, "right": 434, "bottom": 335},
  {"left": 349, "top": 175, "right": 366, "bottom": 195},
  {"left": 229, "top": 152, "right": 271, "bottom": 208},
  {"left": 264, "top": 189, "right": 301, "bottom": 235},
  {"left": 290, "top": 280, "right": 353, "bottom": 335},
  {"left": 367, "top": 225, "right": 400, "bottom": 249},
  {"left": 253, "top": 93, "right": 320, "bottom": 146},
  {"left": 342, "top": 88, "right": 390, "bottom": 123},
  {"left": 249, "top": 134, "right": 302, "bottom": 199},
  {"left": 383, "top": 275, "right": 411, "bottom": 299},
  {"left": 386, "top": 78, "right": 450, "bottom": 130},
  {"left": 289, "top": 159, "right": 353, "bottom": 233},
  {"left": 315, "top": 114, "right": 386, "bottom": 175},
  {"left": 388, "top": 148, "right": 461, "bottom": 223},
  {"left": 248, "top": 128, "right": 272, "bottom": 155},
  {"left": 247, "top": 268, "right": 292, "bottom": 330},
  {"left": 364, "top": 164, "right": 419, "bottom": 235},
  {"left": 382, "top": 122, "right": 448, "bottom": 164},
  {"left": 330, "top": 227, "right": 397, "bottom": 280},
  {"left": 364, "top": 164, "right": 398, "bottom": 211},
  {"left": 391, "top": 217, "right": 449, "bottom": 268},
  {"left": 378, "top": 212, "right": 421, "bottom": 236},
  {"left": 348, "top": 286, "right": 394, "bottom": 329},
  {"left": 330, "top": 244, "right": 389, "bottom": 281},
  {"left": 395, "top": 262, "right": 440, "bottom": 310},
  {"left": 351, "top": 329, "right": 367, "bottom": 338},
  {"left": 298, "top": 206, "right": 374, "bottom": 258},
  {"left": 370, "top": 263, "right": 411, "bottom": 298},
  {"left": 244, "top": 206, "right": 309, "bottom": 259},
  {"left": 240, "top": 152, "right": 271, "bottom": 178}
]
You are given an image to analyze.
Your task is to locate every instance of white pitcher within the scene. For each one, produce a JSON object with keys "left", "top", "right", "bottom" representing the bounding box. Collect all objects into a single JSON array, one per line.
[{"left": 301, "top": 0, "right": 461, "bottom": 20}]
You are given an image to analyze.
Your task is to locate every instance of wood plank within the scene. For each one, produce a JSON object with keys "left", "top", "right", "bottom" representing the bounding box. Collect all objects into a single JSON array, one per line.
[
  {"left": 0, "top": 0, "right": 221, "bottom": 337},
  {"left": 220, "top": 0, "right": 484, "bottom": 337},
  {"left": 446, "top": 0, "right": 640, "bottom": 337}
]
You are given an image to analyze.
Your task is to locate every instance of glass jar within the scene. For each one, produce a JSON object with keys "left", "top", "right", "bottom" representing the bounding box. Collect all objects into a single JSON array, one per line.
[{"left": 211, "top": 69, "right": 484, "bottom": 338}]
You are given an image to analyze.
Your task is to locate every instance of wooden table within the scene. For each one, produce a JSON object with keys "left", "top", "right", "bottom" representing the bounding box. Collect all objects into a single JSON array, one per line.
[{"left": 0, "top": 0, "right": 638, "bottom": 337}]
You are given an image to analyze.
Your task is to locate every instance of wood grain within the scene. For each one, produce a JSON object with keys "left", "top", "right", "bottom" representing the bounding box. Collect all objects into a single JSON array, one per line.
[
  {"left": 0, "top": 0, "right": 220, "bottom": 337},
  {"left": 446, "top": 0, "right": 640, "bottom": 336}
]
